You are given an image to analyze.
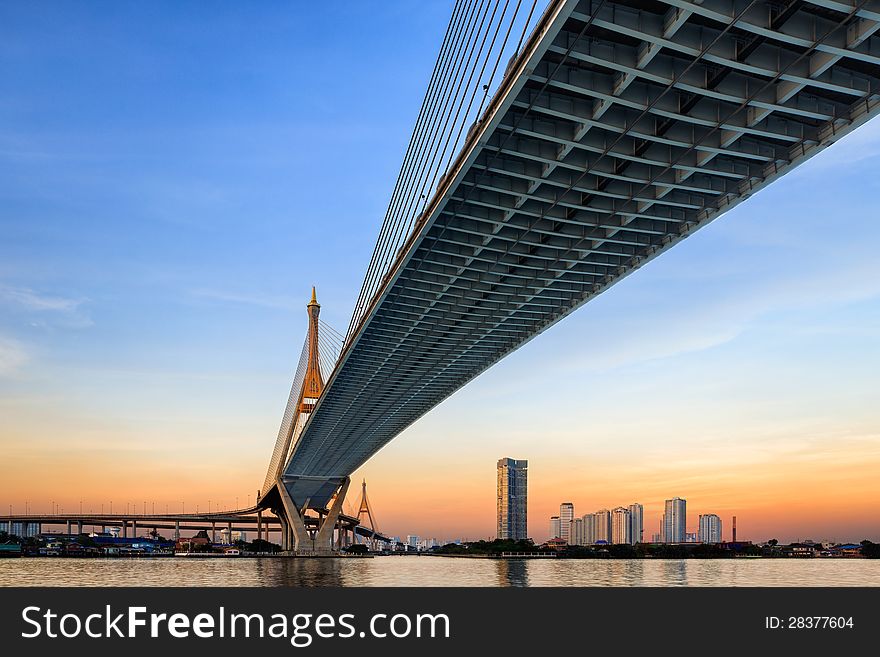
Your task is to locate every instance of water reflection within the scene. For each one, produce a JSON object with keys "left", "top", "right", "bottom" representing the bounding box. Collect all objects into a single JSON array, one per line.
[
  {"left": 1, "top": 556, "right": 878, "bottom": 587},
  {"left": 255, "top": 557, "right": 344, "bottom": 587},
  {"left": 662, "top": 559, "right": 689, "bottom": 586},
  {"left": 495, "top": 559, "right": 529, "bottom": 587}
]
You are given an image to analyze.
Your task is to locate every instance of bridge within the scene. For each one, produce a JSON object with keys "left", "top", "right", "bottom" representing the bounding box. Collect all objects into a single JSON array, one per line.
[
  {"left": 0, "top": 510, "right": 387, "bottom": 549},
  {"left": 256, "top": 0, "right": 880, "bottom": 553},
  {"left": 5, "top": 0, "right": 880, "bottom": 554}
]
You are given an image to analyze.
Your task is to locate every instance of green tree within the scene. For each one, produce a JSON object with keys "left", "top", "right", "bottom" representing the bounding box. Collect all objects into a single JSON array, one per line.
[{"left": 860, "top": 540, "right": 880, "bottom": 558}]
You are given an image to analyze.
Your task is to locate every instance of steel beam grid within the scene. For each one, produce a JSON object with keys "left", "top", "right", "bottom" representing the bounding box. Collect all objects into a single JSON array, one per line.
[{"left": 277, "top": 0, "right": 880, "bottom": 506}]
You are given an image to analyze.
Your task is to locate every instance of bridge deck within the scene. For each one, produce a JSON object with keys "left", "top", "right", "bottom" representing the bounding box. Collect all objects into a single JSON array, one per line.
[{"left": 282, "top": 0, "right": 880, "bottom": 505}]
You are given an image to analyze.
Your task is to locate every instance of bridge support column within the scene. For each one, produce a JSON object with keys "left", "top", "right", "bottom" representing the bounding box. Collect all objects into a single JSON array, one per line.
[
  {"left": 132, "top": 520, "right": 137, "bottom": 538},
  {"left": 66, "top": 520, "right": 71, "bottom": 535},
  {"left": 211, "top": 522, "right": 216, "bottom": 544},
  {"left": 123, "top": 521, "right": 127, "bottom": 539},
  {"left": 174, "top": 520, "right": 180, "bottom": 540},
  {"left": 277, "top": 484, "right": 312, "bottom": 553},
  {"left": 257, "top": 510, "right": 262, "bottom": 542},
  {"left": 276, "top": 512, "right": 289, "bottom": 551},
  {"left": 314, "top": 477, "right": 350, "bottom": 554},
  {"left": 76, "top": 521, "right": 82, "bottom": 535}
]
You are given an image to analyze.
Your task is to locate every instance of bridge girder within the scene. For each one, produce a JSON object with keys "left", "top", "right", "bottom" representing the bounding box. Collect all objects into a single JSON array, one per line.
[{"left": 278, "top": 0, "right": 880, "bottom": 506}]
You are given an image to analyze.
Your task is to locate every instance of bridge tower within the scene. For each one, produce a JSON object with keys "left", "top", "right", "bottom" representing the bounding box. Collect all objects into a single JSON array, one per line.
[
  {"left": 355, "top": 479, "right": 379, "bottom": 550},
  {"left": 301, "top": 286, "right": 323, "bottom": 413},
  {"left": 268, "top": 288, "right": 351, "bottom": 554}
]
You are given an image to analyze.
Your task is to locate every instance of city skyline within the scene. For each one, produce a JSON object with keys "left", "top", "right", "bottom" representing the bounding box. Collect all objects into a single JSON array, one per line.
[{"left": 2, "top": 2, "right": 879, "bottom": 545}]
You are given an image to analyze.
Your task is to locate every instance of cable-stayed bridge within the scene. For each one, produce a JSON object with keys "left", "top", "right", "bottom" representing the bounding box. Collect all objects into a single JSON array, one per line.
[
  {"left": 253, "top": 0, "right": 880, "bottom": 553},
  {"left": 8, "top": 0, "right": 876, "bottom": 553}
]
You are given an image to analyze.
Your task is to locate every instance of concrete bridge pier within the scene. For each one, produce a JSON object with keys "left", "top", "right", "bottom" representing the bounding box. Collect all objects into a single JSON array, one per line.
[
  {"left": 276, "top": 512, "right": 289, "bottom": 551},
  {"left": 278, "top": 476, "right": 350, "bottom": 554}
]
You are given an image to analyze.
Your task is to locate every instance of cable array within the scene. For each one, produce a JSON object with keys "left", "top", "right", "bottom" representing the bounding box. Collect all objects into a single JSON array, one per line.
[
  {"left": 345, "top": 0, "right": 546, "bottom": 344},
  {"left": 262, "top": 318, "right": 347, "bottom": 496},
  {"left": 262, "top": 335, "right": 310, "bottom": 497},
  {"left": 316, "top": 319, "right": 346, "bottom": 382}
]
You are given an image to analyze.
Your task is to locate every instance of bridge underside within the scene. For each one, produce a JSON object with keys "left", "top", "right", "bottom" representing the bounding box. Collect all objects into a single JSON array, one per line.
[{"left": 283, "top": 0, "right": 880, "bottom": 506}]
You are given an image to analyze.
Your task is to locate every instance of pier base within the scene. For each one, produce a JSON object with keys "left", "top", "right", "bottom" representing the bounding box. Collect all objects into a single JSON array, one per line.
[{"left": 273, "top": 476, "right": 350, "bottom": 554}]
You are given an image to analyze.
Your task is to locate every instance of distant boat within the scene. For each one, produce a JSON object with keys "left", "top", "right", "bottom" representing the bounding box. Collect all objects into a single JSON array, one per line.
[{"left": 0, "top": 543, "right": 21, "bottom": 558}]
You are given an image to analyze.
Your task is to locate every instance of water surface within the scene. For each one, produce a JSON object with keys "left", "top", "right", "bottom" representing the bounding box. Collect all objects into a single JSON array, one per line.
[{"left": 1, "top": 556, "right": 877, "bottom": 587}]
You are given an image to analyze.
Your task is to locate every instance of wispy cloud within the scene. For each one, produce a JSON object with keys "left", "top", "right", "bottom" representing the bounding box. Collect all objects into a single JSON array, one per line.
[
  {"left": 0, "top": 284, "right": 83, "bottom": 312},
  {"left": 550, "top": 249, "right": 880, "bottom": 374},
  {"left": 0, "top": 284, "right": 93, "bottom": 328}
]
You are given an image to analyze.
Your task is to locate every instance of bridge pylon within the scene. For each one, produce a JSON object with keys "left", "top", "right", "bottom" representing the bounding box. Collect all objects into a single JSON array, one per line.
[
  {"left": 258, "top": 288, "right": 352, "bottom": 554},
  {"left": 355, "top": 479, "right": 380, "bottom": 550}
]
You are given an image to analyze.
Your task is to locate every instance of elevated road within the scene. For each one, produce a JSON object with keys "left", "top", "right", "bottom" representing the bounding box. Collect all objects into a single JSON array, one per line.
[{"left": 1, "top": 512, "right": 395, "bottom": 545}]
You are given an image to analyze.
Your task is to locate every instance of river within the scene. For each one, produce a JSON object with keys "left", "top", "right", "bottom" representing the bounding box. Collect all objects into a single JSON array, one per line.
[{"left": 1, "top": 556, "right": 878, "bottom": 587}]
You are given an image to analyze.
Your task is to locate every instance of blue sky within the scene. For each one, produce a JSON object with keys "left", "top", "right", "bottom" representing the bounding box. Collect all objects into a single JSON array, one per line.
[{"left": 1, "top": 2, "right": 879, "bottom": 542}]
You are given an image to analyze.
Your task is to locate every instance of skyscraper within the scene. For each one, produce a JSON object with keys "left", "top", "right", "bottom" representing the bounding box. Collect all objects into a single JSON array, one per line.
[
  {"left": 593, "top": 509, "right": 612, "bottom": 544},
  {"left": 583, "top": 513, "right": 596, "bottom": 545},
  {"left": 611, "top": 507, "right": 632, "bottom": 545},
  {"left": 549, "top": 516, "right": 560, "bottom": 539},
  {"left": 559, "top": 502, "right": 575, "bottom": 543},
  {"left": 569, "top": 517, "right": 585, "bottom": 546},
  {"left": 628, "top": 503, "right": 644, "bottom": 545},
  {"left": 496, "top": 458, "right": 528, "bottom": 540},
  {"left": 663, "top": 497, "right": 687, "bottom": 543},
  {"left": 698, "top": 514, "right": 723, "bottom": 544}
]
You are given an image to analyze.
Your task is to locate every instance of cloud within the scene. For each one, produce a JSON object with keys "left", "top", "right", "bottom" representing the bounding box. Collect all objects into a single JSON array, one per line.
[
  {"left": 549, "top": 247, "right": 880, "bottom": 374},
  {"left": 0, "top": 284, "right": 82, "bottom": 312},
  {"left": 0, "top": 336, "right": 28, "bottom": 376},
  {"left": 0, "top": 284, "right": 92, "bottom": 328}
]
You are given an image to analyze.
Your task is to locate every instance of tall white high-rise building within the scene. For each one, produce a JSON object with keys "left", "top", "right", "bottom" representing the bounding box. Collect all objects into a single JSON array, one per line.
[
  {"left": 593, "top": 509, "right": 611, "bottom": 544},
  {"left": 611, "top": 507, "right": 632, "bottom": 545},
  {"left": 663, "top": 497, "right": 687, "bottom": 543},
  {"left": 559, "top": 502, "right": 574, "bottom": 543},
  {"left": 698, "top": 514, "right": 723, "bottom": 544},
  {"left": 549, "top": 516, "right": 561, "bottom": 539},
  {"left": 496, "top": 458, "right": 528, "bottom": 540},
  {"left": 582, "top": 513, "right": 596, "bottom": 545},
  {"left": 628, "top": 503, "right": 644, "bottom": 545},
  {"left": 569, "top": 517, "right": 585, "bottom": 546}
]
